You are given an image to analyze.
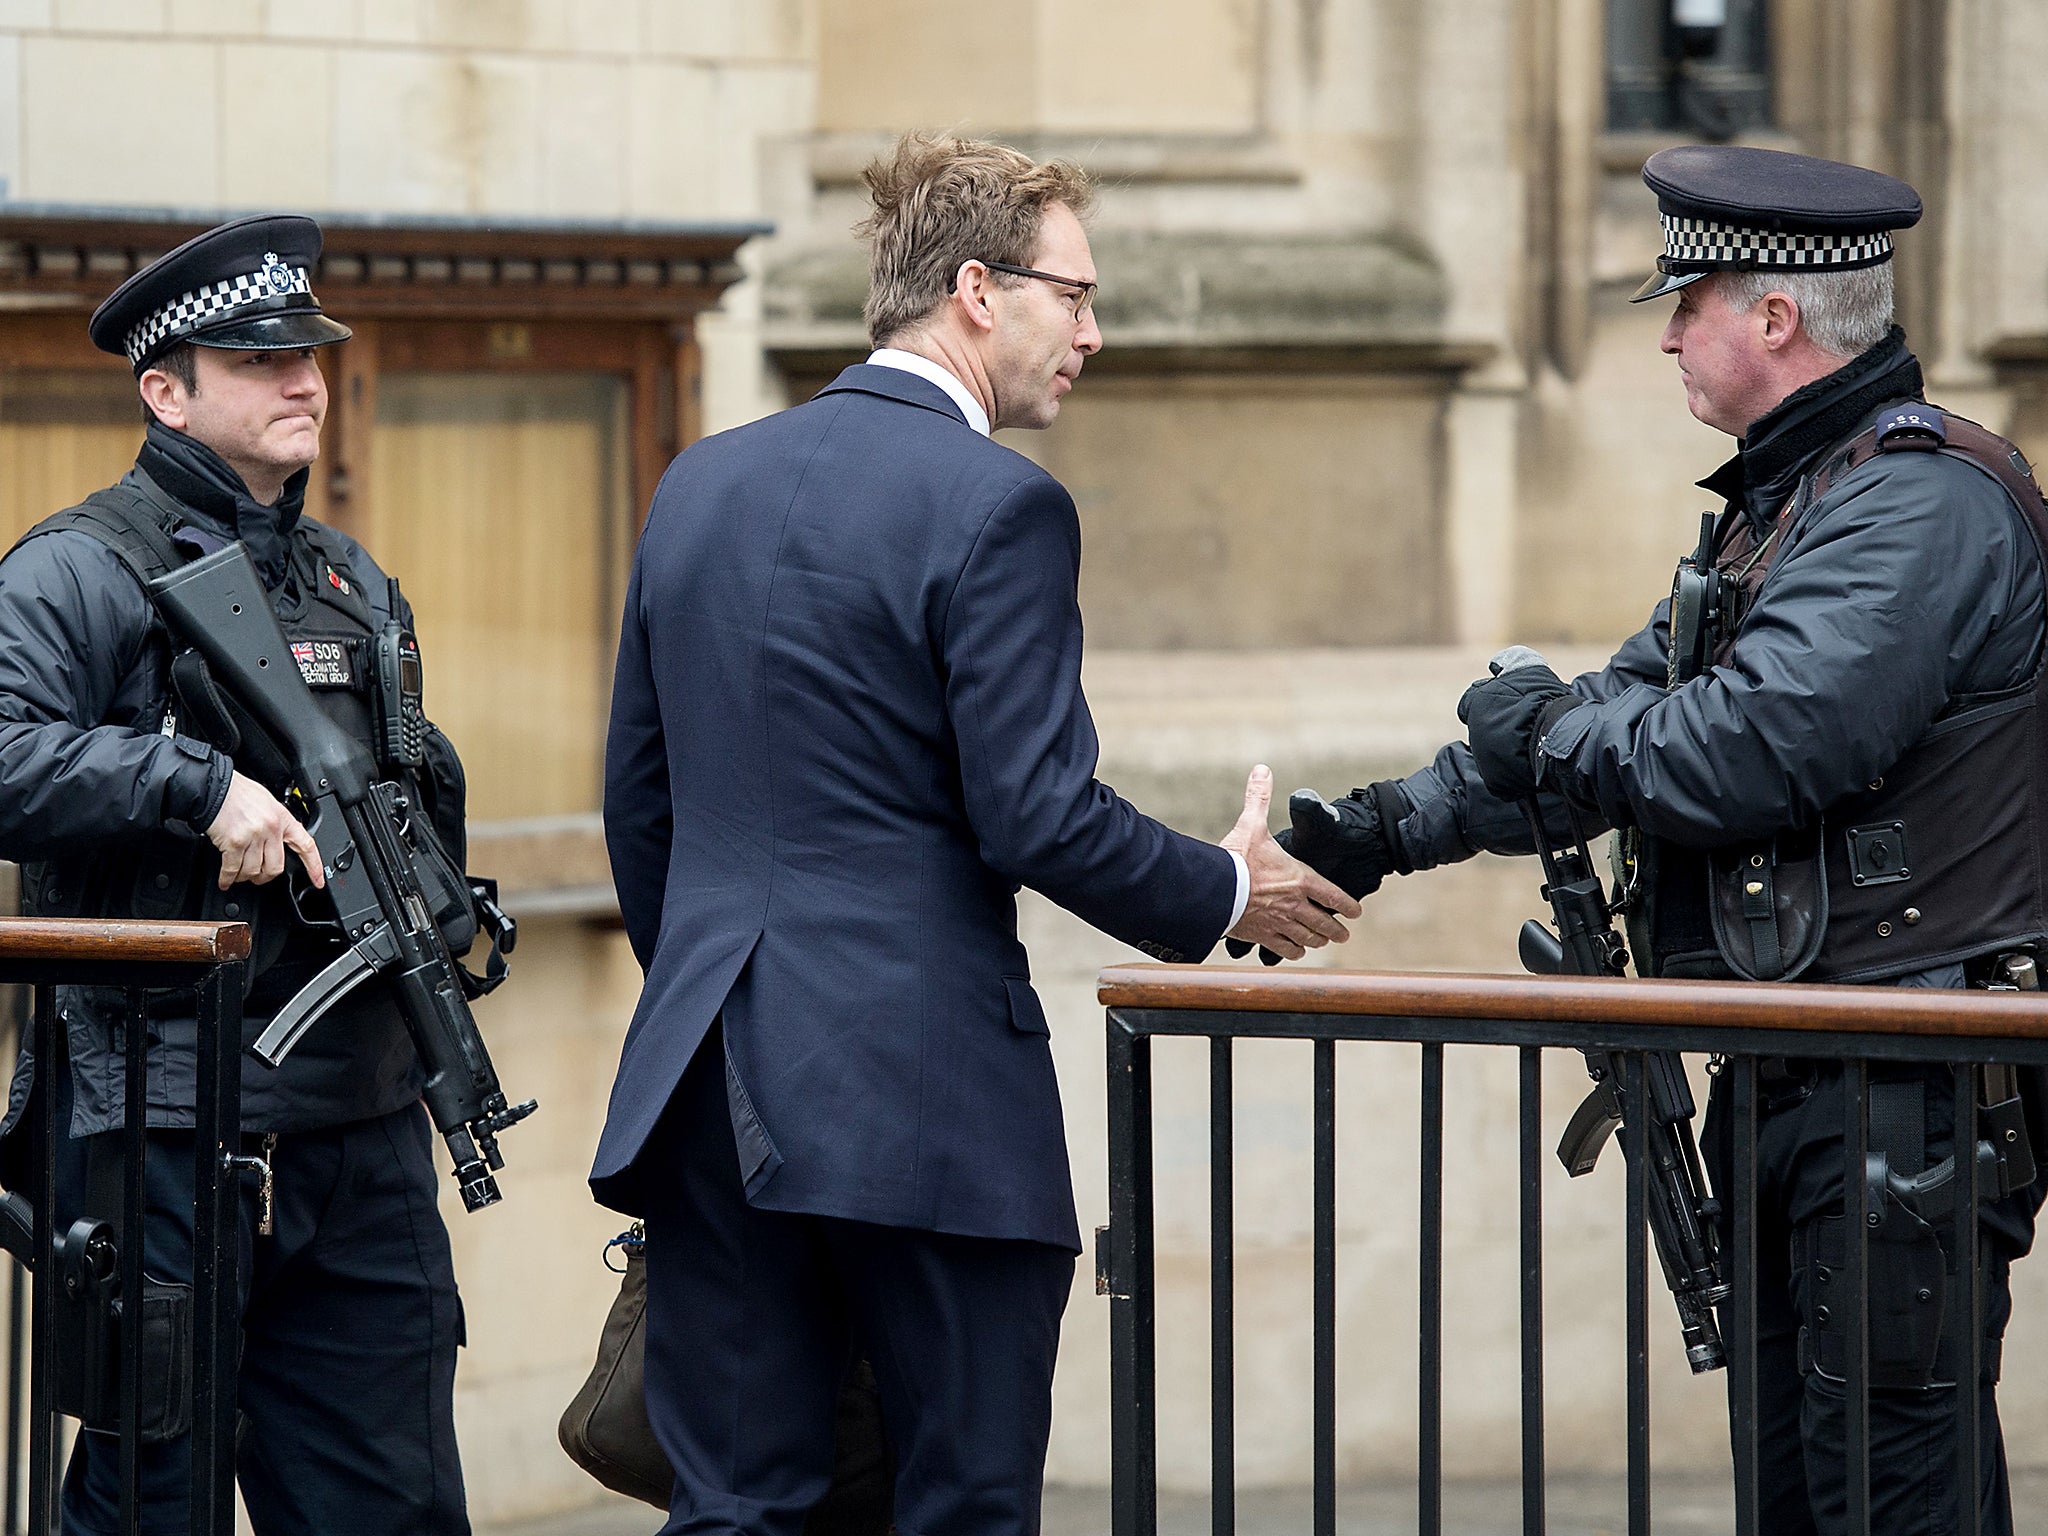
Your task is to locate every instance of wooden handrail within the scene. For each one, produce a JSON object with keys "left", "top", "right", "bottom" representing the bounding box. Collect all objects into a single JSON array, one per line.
[
  {"left": 1098, "top": 963, "right": 2048, "bottom": 1041},
  {"left": 0, "top": 919, "right": 250, "bottom": 966}
]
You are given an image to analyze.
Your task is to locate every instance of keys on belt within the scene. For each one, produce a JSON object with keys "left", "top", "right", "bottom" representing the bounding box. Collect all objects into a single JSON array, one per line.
[{"left": 225, "top": 1132, "right": 278, "bottom": 1236}]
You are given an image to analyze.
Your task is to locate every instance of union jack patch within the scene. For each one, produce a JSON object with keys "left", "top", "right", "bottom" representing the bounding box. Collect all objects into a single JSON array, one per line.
[{"left": 290, "top": 639, "right": 353, "bottom": 688}]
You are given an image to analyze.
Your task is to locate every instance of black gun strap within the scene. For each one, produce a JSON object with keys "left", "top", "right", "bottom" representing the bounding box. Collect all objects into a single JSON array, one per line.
[
  {"left": 15, "top": 485, "right": 191, "bottom": 593},
  {"left": 167, "top": 647, "right": 243, "bottom": 754},
  {"left": 458, "top": 932, "right": 510, "bottom": 998}
]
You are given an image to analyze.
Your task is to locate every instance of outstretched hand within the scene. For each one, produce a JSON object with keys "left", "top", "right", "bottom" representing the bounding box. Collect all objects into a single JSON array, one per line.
[{"left": 1221, "top": 766, "right": 1361, "bottom": 963}]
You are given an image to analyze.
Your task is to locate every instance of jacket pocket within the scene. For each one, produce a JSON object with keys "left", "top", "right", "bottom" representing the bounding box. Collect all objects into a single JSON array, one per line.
[{"left": 1003, "top": 976, "right": 1050, "bottom": 1036}]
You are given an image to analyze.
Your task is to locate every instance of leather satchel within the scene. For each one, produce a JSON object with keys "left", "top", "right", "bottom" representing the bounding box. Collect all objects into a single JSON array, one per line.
[
  {"left": 559, "top": 1223, "right": 898, "bottom": 1531},
  {"left": 558, "top": 1224, "right": 670, "bottom": 1508}
]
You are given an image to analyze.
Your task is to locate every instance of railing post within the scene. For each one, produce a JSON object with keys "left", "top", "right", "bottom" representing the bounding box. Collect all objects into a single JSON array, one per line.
[
  {"left": 1209, "top": 1036, "right": 1234, "bottom": 1536},
  {"left": 1727, "top": 1057, "right": 1759, "bottom": 1536},
  {"left": 27, "top": 985, "right": 55, "bottom": 1536},
  {"left": 3, "top": 985, "right": 19, "bottom": 1536},
  {"left": 5, "top": 1250, "right": 20, "bottom": 1536},
  {"left": 1312, "top": 1039, "right": 1336, "bottom": 1536},
  {"left": 1418, "top": 1041, "right": 1443, "bottom": 1536},
  {"left": 1107, "top": 1011, "right": 1156, "bottom": 1536},
  {"left": 189, "top": 959, "right": 244, "bottom": 1536},
  {"left": 1518, "top": 1045, "right": 1545, "bottom": 1536},
  {"left": 1622, "top": 1053, "right": 1650, "bottom": 1536},
  {"left": 1951, "top": 1064, "right": 1982, "bottom": 1536},
  {"left": 1842, "top": 1060, "right": 1870, "bottom": 1535},
  {"left": 117, "top": 988, "right": 146, "bottom": 1535}
]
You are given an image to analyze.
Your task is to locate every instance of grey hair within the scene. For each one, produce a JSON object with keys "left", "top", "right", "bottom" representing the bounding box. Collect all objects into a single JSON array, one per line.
[{"left": 1719, "top": 262, "right": 1895, "bottom": 358}]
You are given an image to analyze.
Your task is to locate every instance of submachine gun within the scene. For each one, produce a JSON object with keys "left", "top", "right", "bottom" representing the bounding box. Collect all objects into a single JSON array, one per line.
[
  {"left": 1516, "top": 793, "right": 1731, "bottom": 1373},
  {"left": 150, "top": 543, "right": 536, "bottom": 1213}
]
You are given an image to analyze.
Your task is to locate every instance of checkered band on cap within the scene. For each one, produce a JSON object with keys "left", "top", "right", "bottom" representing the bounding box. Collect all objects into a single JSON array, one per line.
[
  {"left": 1660, "top": 213, "right": 1893, "bottom": 273},
  {"left": 122, "top": 251, "right": 312, "bottom": 366}
]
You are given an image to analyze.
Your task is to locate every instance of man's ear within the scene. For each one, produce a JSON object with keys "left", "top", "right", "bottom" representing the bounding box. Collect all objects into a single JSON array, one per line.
[
  {"left": 950, "top": 260, "right": 997, "bottom": 336},
  {"left": 137, "top": 368, "right": 186, "bottom": 429},
  {"left": 1758, "top": 290, "right": 1803, "bottom": 353}
]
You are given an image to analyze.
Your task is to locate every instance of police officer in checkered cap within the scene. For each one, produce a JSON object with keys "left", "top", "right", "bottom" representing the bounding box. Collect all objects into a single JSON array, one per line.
[
  {"left": 1276, "top": 144, "right": 2048, "bottom": 1535},
  {"left": 88, "top": 212, "right": 353, "bottom": 369},
  {"left": 1629, "top": 143, "right": 1922, "bottom": 304},
  {"left": 0, "top": 215, "right": 478, "bottom": 1531}
]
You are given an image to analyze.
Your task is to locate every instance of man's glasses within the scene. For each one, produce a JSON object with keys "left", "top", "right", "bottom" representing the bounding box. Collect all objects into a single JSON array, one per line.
[{"left": 978, "top": 261, "right": 1098, "bottom": 319}]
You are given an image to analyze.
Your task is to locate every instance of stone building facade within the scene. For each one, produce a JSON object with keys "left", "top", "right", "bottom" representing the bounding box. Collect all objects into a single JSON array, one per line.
[{"left": 1, "top": 0, "right": 2046, "bottom": 1523}]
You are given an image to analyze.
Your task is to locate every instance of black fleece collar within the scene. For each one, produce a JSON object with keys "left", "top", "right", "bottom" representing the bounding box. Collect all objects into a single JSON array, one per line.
[
  {"left": 1695, "top": 326, "right": 1924, "bottom": 530},
  {"left": 135, "top": 417, "right": 307, "bottom": 588}
]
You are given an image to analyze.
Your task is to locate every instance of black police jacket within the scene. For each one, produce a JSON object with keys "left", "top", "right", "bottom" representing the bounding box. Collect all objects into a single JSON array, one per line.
[
  {"left": 1388, "top": 332, "right": 2047, "bottom": 982},
  {"left": 0, "top": 437, "right": 448, "bottom": 1137}
]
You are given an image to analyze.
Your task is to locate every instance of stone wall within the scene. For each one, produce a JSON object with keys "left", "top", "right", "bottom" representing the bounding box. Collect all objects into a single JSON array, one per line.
[
  {"left": 1012, "top": 376, "right": 1454, "bottom": 649},
  {"left": 0, "top": 0, "right": 810, "bottom": 451}
]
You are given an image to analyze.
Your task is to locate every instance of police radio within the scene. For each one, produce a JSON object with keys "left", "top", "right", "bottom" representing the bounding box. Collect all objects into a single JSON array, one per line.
[
  {"left": 374, "top": 578, "right": 426, "bottom": 771},
  {"left": 1666, "top": 511, "right": 1725, "bottom": 688}
]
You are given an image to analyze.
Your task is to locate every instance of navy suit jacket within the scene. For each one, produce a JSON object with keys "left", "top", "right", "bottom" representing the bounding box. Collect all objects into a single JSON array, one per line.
[{"left": 593, "top": 364, "right": 1237, "bottom": 1251}]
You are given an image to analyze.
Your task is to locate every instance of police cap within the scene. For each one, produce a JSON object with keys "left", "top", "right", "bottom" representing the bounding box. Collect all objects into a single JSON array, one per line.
[
  {"left": 1631, "top": 145, "right": 1922, "bottom": 304},
  {"left": 88, "top": 213, "right": 352, "bottom": 373}
]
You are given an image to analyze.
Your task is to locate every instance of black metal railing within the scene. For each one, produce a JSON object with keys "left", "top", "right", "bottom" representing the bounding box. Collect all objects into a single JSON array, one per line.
[
  {"left": 0, "top": 918, "right": 248, "bottom": 1536},
  {"left": 1099, "top": 965, "right": 2048, "bottom": 1536}
]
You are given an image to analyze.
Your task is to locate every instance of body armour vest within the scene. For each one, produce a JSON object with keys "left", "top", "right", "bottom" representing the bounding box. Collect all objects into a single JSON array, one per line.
[
  {"left": 1645, "top": 405, "right": 2048, "bottom": 985},
  {"left": 11, "top": 481, "right": 473, "bottom": 1128}
]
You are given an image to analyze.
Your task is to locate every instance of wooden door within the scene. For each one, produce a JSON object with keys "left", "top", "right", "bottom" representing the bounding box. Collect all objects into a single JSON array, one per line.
[
  {"left": 0, "top": 369, "right": 143, "bottom": 544},
  {"left": 364, "top": 372, "right": 631, "bottom": 822}
]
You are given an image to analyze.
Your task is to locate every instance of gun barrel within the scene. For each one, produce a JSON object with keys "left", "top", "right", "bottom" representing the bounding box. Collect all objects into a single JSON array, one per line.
[{"left": 1674, "top": 1290, "right": 1728, "bottom": 1374}]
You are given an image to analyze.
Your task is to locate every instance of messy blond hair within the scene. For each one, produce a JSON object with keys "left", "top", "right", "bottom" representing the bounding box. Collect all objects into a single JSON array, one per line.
[{"left": 855, "top": 131, "right": 1097, "bottom": 348}]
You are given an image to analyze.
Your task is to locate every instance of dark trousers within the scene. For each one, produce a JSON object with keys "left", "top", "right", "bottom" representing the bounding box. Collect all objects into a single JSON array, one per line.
[
  {"left": 639, "top": 1030, "right": 1074, "bottom": 1536},
  {"left": 55, "top": 1103, "right": 467, "bottom": 1536},
  {"left": 1705, "top": 1065, "right": 2037, "bottom": 1536}
]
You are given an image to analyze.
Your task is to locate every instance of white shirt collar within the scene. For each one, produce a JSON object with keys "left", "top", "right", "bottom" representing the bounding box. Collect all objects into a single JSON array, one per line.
[{"left": 865, "top": 348, "right": 991, "bottom": 437}]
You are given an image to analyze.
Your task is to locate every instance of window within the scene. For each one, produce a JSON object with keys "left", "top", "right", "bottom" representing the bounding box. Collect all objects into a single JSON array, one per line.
[{"left": 1608, "top": 0, "right": 1772, "bottom": 138}]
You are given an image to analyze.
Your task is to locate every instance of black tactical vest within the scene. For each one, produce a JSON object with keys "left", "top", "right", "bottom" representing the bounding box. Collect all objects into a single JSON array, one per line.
[
  {"left": 11, "top": 481, "right": 472, "bottom": 1128},
  {"left": 1646, "top": 407, "right": 2048, "bottom": 984}
]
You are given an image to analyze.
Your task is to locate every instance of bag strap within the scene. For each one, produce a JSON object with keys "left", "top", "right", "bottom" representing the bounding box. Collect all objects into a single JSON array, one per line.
[
  {"left": 15, "top": 484, "right": 193, "bottom": 593},
  {"left": 1809, "top": 405, "right": 2048, "bottom": 545}
]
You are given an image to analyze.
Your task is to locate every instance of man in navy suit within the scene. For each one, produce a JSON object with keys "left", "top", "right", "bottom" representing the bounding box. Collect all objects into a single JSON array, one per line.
[{"left": 596, "top": 131, "right": 1357, "bottom": 1536}]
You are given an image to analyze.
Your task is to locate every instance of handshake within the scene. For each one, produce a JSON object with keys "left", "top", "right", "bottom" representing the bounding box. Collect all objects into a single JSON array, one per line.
[
  {"left": 1216, "top": 765, "right": 1404, "bottom": 965},
  {"left": 1213, "top": 649, "right": 1574, "bottom": 964}
]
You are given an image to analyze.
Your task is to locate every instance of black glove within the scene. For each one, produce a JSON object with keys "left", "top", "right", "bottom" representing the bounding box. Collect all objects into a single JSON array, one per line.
[
  {"left": 1456, "top": 647, "right": 1580, "bottom": 802},
  {"left": 1281, "top": 786, "right": 1400, "bottom": 899},
  {"left": 1226, "top": 786, "right": 1404, "bottom": 965}
]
